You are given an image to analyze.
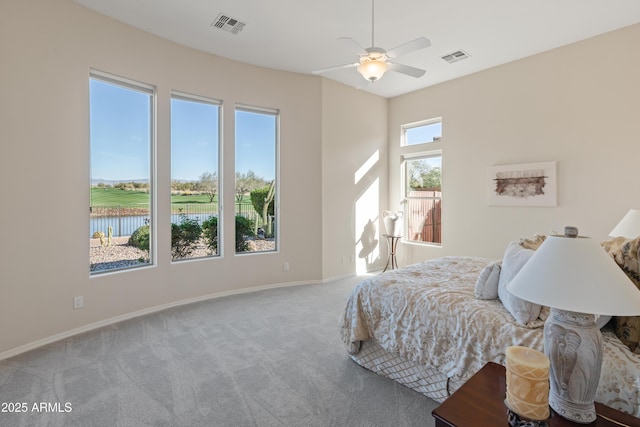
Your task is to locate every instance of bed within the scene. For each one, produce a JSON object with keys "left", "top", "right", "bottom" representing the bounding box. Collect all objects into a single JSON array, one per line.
[{"left": 338, "top": 250, "right": 640, "bottom": 417}]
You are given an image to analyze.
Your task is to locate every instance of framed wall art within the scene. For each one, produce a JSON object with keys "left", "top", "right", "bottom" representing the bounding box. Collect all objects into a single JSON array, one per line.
[{"left": 487, "top": 161, "right": 557, "bottom": 207}]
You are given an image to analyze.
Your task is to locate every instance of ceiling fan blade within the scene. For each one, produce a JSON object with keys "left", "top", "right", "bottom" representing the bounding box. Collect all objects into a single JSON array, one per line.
[
  {"left": 312, "top": 62, "right": 359, "bottom": 75},
  {"left": 387, "top": 37, "right": 431, "bottom": 58},
  {"left": 388, "top": 62, "right": 426, "bottom": 78},
  {"left": 338, "top": 37, "right": 368, "bottom": 55}
]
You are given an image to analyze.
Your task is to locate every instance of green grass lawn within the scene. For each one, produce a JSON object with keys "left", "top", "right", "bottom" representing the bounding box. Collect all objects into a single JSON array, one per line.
[
  {"left": 171, "top": 193, "right": 218, "bottom": 204},
  {"left": 91, "top": 188, "right": 253, "bottom": 209},
  {"left": 91, "top": 188, "right": 264, "bottom": 228},
  {"left": 91, "top": 188, "right": 150, "bottom": 206}
]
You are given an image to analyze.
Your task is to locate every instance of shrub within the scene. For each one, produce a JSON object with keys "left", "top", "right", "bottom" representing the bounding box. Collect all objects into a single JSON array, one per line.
[
  {"left": 250, "top": 187, "right": 275, "bottom": 217},
  {"left": 171, "top": 214, "right": 202, "bottom": 260},
  {"left": 202, "top": 215, "right": 255, "bottom": 253},
  {"left": 235, "top": 216, "right": 255, "bottom": 252},
  {"left": 128, "top": 225, "right": 150, "bottom": 252},
  {"left": 202, "top": 216, "right": 218, "bottom": 253}
]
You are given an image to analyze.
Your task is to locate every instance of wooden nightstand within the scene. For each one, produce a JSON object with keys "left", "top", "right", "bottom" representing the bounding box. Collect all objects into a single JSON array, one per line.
[{"left": 432, "top": 362, "right": 640, "bottom": 427}]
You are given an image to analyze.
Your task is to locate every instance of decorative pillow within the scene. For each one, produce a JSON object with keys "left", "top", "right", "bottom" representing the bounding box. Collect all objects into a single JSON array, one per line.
[
  {"left": 595, "top": 315, "right": 612, "bottom": 329},
  {"left": 601, "top": 236, "right": 627, "bottom": 256},
  {"left": 475, "top": 260, "right": 501, "bottom": 299},
  {"left": 615, "top": 317, "right": 640, "bottom": 353},
  {"left": 518, "top": 234, "right": 547, "bottom": 251},
  {"left": 602, "top": 236, "right": 640, "bottom": 352},
  {"left": 498, "top": 242, "right": 542, "bottom": 325},
  {"left": 602, "top": 237, "right": 640, "bottom": 285},
  {"left": 473, "top": 234, "right": 545, "bottom": 301}
]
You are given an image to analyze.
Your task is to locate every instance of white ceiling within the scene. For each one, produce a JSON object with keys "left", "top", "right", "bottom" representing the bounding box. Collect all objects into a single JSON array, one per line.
[{"left": 73, "top": 0, "right": 640, "bottom": 98}]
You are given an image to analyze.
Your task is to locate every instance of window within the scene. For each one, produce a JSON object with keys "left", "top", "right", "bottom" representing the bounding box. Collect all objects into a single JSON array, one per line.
[
  {"left": 403, "top": 154, "right": 442, "bottom": 244},
  {"left": 89, "top": 72, "right": 154, "bottom": 273},
  {"left": 235, "top": 106, "right": 278, "bottom": 253},
  {"left": 402, "top": 119, "right": 441, "bottom": 146},
  {"left": 170, "top": 92, "right": 221, "bottom": 261},
  {"left": 401, "top": 119, "right": 442, "bottom": 245}
]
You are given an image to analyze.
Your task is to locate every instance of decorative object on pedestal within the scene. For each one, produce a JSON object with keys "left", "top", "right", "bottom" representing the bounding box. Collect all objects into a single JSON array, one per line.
[
  {"left": 505, "top": 346, "right": 549, "bottom": 426},
  {"left": 507, "top": 226, "right": 640, "bottom": 424},
  {"left": 382, "top": 234, "right": 401, "bottom": 272},
  {"left": 382, "top": 210, "right": 403, "bottom": 237}
]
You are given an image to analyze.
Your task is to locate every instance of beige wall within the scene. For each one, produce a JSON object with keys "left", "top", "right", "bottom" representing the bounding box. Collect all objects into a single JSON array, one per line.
[
  {"left": 321, "top": 79, "right": 389, "bottom": 279},
  {"left": 0, "top": 0, "right": 329, "bottom": 356},
  {"left": 389, "top": 24, "right": 640, "bottom": 265}
]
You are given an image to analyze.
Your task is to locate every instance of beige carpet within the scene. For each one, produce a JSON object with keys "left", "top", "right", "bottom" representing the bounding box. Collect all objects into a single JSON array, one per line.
[{"left": 0, "top": 275, "right": 437, "bottom": 427}]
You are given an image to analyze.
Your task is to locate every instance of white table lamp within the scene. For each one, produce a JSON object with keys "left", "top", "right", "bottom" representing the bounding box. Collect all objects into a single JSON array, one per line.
[
  {"left": 610, "top": 209, "right": 640, "bottom": 238},
  {"left": 507, "top": 226, "right": 640, "bottom": 423}
]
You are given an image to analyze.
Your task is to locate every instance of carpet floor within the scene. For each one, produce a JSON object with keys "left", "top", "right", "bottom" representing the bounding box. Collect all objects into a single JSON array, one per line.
[{"left": 0, "top": 275, "right": 437, "bottom": 427}]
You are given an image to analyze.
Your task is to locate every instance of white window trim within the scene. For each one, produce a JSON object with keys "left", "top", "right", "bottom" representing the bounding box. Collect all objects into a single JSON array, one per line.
[
  {"left": 401, "top": 150, "right": 443, "bottom": 247},
  {"left": 170, "top": 91, "right": 223, "bottom": 260},
  {"left": 401, "top": 117, "right": 442, "bottom": 147},
  {"left": 89, "top": 70, "right": 157, "bottom": 273},
  {"left": 234, "top": 104, "right": 280, "bottom": 255}
]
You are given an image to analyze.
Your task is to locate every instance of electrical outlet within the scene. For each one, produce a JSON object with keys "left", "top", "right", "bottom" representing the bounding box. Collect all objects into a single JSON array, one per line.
[
  {"left": 341, "top": 256, "right": 347, "bottom": 264},
  {"left": 73, "top": 296, "right": 84, "bottom": 309},
  {"left": 283, "top": 262, "right": 290, "bottom": 271}
]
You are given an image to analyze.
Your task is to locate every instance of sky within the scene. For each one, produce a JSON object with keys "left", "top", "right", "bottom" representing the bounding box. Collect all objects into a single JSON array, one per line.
[
  {"left": 405, "top": 121, "right": 442, "bottom": 145},
  {"left": 90, "top": 78, "right": 276, "bottom": 183},
  {"left": 235, "top": 110, "right": 276, "bottom": 182}
]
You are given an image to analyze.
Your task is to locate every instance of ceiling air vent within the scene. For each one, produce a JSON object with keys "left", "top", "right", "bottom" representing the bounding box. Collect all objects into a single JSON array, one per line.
[
  {"left": 441, "top": 50, "right": 470, "bottom": 64},
  {"left": 211, "top": 13, "right": 246, "bottom": 35}
]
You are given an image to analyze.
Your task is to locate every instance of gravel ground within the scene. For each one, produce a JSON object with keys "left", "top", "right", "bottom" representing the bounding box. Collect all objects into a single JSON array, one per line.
[{"left": 90, "top": 236, "right": 275, "bottom": 272}]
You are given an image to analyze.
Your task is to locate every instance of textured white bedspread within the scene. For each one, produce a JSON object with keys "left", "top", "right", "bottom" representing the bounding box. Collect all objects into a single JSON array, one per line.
[{"left": 339, "top": 256, "right": 640, "bottom": 417}]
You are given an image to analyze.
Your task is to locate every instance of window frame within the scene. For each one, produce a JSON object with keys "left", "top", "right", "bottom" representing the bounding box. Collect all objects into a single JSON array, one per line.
[
  {"left": 170, "top": 90, "right": 223, "bottom": 261},
  {"left": 89, "top": 69, "right": 156, "bottom": 274},
  {"left": 401, "top": 151, "right": 442, "bottom": 245},
  {"left": 401, "top": 117, "right": 442, "bottom": 147},
  {"left": 234, "top": 104, "right": 280, "bottom": 255},
  {"left": 400, "top": 118, "right": 443, "bottom": 246}
]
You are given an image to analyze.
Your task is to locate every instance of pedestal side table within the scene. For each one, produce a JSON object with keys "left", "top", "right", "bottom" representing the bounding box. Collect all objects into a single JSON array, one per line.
[{"left": 382, "top": 234, "right": 401, "bottom": 272}]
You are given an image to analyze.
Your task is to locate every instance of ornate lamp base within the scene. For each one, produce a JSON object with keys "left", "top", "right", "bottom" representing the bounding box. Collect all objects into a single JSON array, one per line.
[
  {"left": 507, "top": 408, "right": 548, "bottom": 427},
  {"left": 545, "top": 308, "right": 602, "bottom": 424}
]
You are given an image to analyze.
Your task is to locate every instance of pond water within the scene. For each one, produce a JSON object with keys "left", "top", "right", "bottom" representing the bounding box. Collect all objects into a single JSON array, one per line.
[{"left": 89, "top": 213, "right": 216, "bottom": 237}]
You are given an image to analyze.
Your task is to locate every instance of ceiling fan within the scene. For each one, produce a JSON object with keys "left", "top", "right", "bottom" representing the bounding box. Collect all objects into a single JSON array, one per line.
[{"left": 313, "top": 0, "right": 430, "bottom": 82}]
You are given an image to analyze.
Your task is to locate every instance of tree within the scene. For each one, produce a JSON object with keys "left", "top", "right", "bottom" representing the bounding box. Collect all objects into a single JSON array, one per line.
[
  {"left": 250, "top": 180, "right": 275, "bottom": 237},
  {"left": 408, "top": 160, "right": 441, "bottom": 190},
  {"left": 235, "top": 170, "right": 265, "bottom": 202},
  {"left": 421, "top": 167, "right": 441, "bottom": 189},
  {"left": 197, "top": 171, "right": 218, "bottom": 203},
  {"left": 261, "top": 180, "right": 276, "bottom": 237}
]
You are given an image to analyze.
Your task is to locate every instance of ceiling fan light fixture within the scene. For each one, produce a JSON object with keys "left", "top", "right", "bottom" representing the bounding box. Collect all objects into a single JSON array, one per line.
[
  {"left": 313, "top": 0, "right": 428, "bottom": 83},
  {"left": 357, "top": 59, "right": 388, "bottom": 82}
]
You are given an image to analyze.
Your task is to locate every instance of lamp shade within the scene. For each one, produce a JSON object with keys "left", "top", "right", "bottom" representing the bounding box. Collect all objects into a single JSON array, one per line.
[
  {"left": 357, "top": 60, "right": 388, "bottom": 81},
  {"left": 507, "top": 235, "right": 640, "bottom": 316},
  {"left": 610, "top": 209, "right": 640, "bottom": 238}
]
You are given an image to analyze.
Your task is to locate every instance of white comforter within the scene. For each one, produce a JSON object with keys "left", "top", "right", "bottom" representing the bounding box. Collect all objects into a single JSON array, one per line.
[{"left": 339, "top": 256, "right": 640, "bottom": 417}]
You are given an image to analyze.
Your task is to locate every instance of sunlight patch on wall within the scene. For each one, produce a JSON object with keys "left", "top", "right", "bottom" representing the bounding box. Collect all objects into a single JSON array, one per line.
[
  {"left": 355, "top": 177, "right": 380, "bottom": 274},
  {"left": 354, "top": 150, "right": 379, "bottom": 185}
]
